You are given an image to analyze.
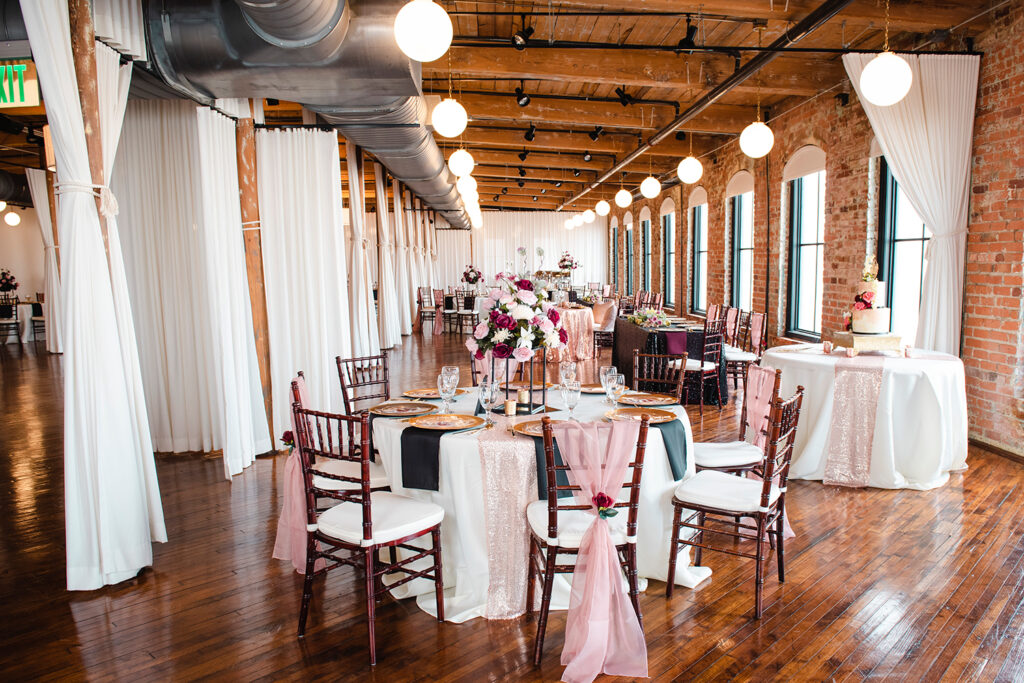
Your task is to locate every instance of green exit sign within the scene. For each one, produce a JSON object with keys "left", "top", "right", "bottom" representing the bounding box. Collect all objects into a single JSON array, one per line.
[{"left": 0, "top": 60, "right": 39, "bottom": 109}]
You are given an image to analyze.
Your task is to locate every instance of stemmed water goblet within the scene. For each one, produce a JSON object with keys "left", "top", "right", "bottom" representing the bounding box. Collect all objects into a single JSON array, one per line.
[
  {"left": 559, "top": 361, "right": 577, "bottom": 387},
  {"left": 599, "top": 365, "right": 617, "bottom": 405},
  {"left": 477, "top": 376, "right": 500, "bottom": 427},
  {"left": 437, "top": 374, "right": 458, "bottom": 414},
  {"left": 606, "top": 373, "right": 627, "bottom": 406},
  {"left": 561, "top": 380, "right": 581, "bottom": 421}
]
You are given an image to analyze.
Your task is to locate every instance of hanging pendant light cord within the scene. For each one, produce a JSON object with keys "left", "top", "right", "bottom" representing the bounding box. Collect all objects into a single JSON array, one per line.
[{"left": 883, "top": 0, "right": 891, "bottom": 51}]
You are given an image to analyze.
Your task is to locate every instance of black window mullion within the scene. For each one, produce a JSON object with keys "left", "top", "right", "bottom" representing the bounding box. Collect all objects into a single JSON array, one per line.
[{"left": 787, "top": 178, "right": 803, "bottom": 334}]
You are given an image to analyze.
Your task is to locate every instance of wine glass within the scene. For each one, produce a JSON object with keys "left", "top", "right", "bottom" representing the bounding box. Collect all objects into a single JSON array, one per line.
[
  {"left": 559, "top": 361, "right": 577, "bottom": 387},
  {"left": 561, "top": 380, "right": 581, "bottom": 421},
  {"left": 608, "top": 374, "right": 627, "bottom": 405},
  {"left": 599, "top": 365, "right": 617, "bottom": 405},
  {"left": 438, "top": 374, "right": 457, "bottom": 414},
  {"left": 441, "top": 365, "right": 460, "bottom": 385},
  {"left": 477, "top": 377, "right": 499, "bottom": 427}
]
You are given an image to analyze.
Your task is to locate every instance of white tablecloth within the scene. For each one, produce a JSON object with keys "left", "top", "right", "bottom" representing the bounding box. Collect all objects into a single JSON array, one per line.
[
  {"left": 1, "top": 302, "right": 35, "bottom": 344},
  {"left": 761, "top": 344, "right": 968, "bottom": 490},
  {"left": 373, "top": 391, "right": 710, "bottom": 622}
]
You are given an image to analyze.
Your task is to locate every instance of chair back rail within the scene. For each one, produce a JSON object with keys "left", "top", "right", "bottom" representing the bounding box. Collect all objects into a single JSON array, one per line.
[
  {"left": 701, "top": 317, "right": 726, "bottom": 367},
  {"left": 758, "top": 386, "right": 805, "bottom": 510},
  {"left": 739, "top": 365, "right": 782, "bottom": 442},
  {"left": 632, "top": 350, "right": 687, "bottom": 402},
  {"left": 336, "top": 352, "right": 391, "bottom": 416}
]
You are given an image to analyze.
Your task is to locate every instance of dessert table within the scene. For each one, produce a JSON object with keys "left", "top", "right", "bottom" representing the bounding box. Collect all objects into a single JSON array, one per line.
[
  {"left": 371, "top": 390, "right": 710, "bottom": 623},
  {"left": 761, "top": 343, "right": 968, "bottom": 490},
  {"left": 547, "top": 305, "right": 595, "bottom": 362}
]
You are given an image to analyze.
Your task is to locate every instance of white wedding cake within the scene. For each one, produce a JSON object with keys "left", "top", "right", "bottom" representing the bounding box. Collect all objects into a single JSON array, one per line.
[{"left": 845, "top": 256, "right": 891, "bottom": 335}]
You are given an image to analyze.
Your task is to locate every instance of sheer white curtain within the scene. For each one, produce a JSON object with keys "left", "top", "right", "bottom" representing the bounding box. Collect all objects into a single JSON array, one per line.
[
  {"left": 406, "top": 192, "right": 425, "bottom": 296},
  {"left": 471, "top": 211, "right": 608, "bottom": 283},
  {"left": 436, "top": 229, "right": 473, "bottom": 286},
  {"left": 25, "top": 168, "right": 62, "bottom": 353},
  {"left": 427, "top": 212, "right": 441, "bottom": 288},
  {"left": 22, "top": 1, "right": 165, "bottom": 589},
  {"left": 92, "top": 0, "right": 146, "bottom": 60},
  {"left": 391, "top": 179, "right": 413, "bottom": 334},
  {"left": 257, "top": 128, "right": 352, "bottom": 439},
  {"left": 344, "top": 141, "right": 381, "bottom": 357},
  {"left": 843, "top": 54, "right": 980, "bottom": 355},
  {"left": 373, "top": 163, "right": 402, "bottom": 348}
]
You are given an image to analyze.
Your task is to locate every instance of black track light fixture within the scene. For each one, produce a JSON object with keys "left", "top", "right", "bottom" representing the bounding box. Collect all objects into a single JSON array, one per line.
[
  {"left": 517, "top": 179, "right": 525, "bottom": 187},
  {"left": 676, "top": 15, "right": 699, "bottom": 53},
  {"left": 573, "top": 169, "right": 581, "bottom": 177},
  {"left": 501, "top": 187, "right": 508, "bottom": 194},
  {"left": 512, "top": 16, "right": 534, "bottom": 51},
  {"left": 588, "top": 126, "right": 603, "bottom": 142},
  {"left": 524, "top": 123, "right": 536, "bottom": 142},
  {"left": 582, "top": 151, "right": 593, "bottom": 163},
  {"left": 532, "top": 195, "right": 538, "bottom": 201},
  {"left": 493, "top": 194, "right": 500, "bottom": 201},
  {"left": 554, "top": 181, "right": 562, "bottom": 188},
  {"left": 515, "top": 80, "right": 531, "bottom": 107},
  {"left": 675, "top": 130, "right": 688, "bottom": 142},
  {"left": 518, "top": 149, "right": 529, "bottom": 161},
  {"left": 615, "top": 86, "right": 636, "bottom": 107},
  {"left": 518, "top": 166, "right": 526, "bottom": 177}
]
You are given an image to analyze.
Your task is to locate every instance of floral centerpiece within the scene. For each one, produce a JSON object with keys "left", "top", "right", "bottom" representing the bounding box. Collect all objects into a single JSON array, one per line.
[
  {"left": 466, "top": 277, "right": 568, "bottom": 363},
  {"left": 462, "top": 265, "right": 482, "bottom": 285},
  {"left": 581, "top": 291, "right": 600, "bottom": 304},
  {"left": 627, "top": 307, "right": 671, "bottom": 329},
  {"left": 0, "top": 268, "right": 19, "bottom": 293},
  {"left": 558, "top": 251, "right": 580, "bottom": 271}
]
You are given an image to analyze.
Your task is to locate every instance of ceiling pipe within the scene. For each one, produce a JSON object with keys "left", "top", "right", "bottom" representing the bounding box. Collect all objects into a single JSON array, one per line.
[{"left": 557, "top": 0, "right": 858, "bottom": 211}]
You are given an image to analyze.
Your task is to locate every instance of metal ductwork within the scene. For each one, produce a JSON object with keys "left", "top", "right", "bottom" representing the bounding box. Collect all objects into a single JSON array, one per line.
[
  {"left": 146, "top": 0, "right": 468, "bottom": 228},
  {"left": 0, "top": 170, "right": 33, "bottom": 207}
]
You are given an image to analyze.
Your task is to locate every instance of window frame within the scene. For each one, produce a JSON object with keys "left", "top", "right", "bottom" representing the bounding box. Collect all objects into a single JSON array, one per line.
[
  {"left": 661, "top": 212, "right": 675, "bottom": 307},
  {"left": 611, "top": 224, "right": 619, "bottom": 288},
  {"left": 641, "top": 219, "right": 652, "bottom": 291},
  {"left": 690, "top": 204, "right": 707, "bottom": 315},
  {"left": 625, "top": 225, "right": 634, "bottom": 295},
  {"left": 730, "top": 192, "right": 754, "bottom": 310},
  {"left": 786, "top": 172, "right": 826, "bottom": 341},
  {"left": 877, "top": 158, "right": 931, "bottom": 336}
]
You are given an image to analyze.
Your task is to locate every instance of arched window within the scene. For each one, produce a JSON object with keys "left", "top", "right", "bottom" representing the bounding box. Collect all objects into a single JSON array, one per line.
[
  {"left": 660, "top": 197, "right": 676, "bottom": 307},
  {"left": 639, "top": 206, "right": 652, "bottom": 291},
  {"left": 610, "top": 216, "right": 619, "bottom": 289},
  {"left": 688, "top": 186, "right": 709, "bottom": 314},
  {"left": 726, "top": 171, "right": 755, "bottom": 310},
  {"left": 624, "top": 211, "right": 634, "bottom": 295},
  {"left": 784, "top": 145, "right": 827, "bottom": 337}
]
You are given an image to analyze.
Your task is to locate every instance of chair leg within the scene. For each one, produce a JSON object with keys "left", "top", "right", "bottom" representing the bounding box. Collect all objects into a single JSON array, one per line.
[
  {"left": 699, "top": 375, "right": 705, "bottom": 417},
  {"left": 776, "top": 513, "right": 786, "bottom": 583},
  {"left": 716, "top": 370, "right": 724, "bottom": 410},
  {"left": 297, "top": 541, "right": 317, "bottom": 638},
  {"left": 754, "top": 517, "right": 766, "bottom": 620},
  {"left": 666, "top": 502, "right": 682, "bottom": 597},
  {"left": 432, "top": 527, "right": 445, "bottom": 622},
  {"left": 626, "top": 544, "right": 642, "bottom": 628},
  {"left": 364, "top": 549, "right": 378, "bottom": 665},
  {"left": 526, "top": 538, "right": 537, "bottom": 613},
  {"left": 695, "top": 511, "right": 705, "bottom": 567},
  {"left": 533, "top": 546, "right": 558, "bottom": 666}
]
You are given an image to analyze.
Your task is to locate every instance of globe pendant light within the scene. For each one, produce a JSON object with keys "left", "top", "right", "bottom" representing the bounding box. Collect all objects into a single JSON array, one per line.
[
  {"left": 677, "top": 156, "right": 703, "bottom": 184},
  {"left": 564, "top": 217, "right": 574, "bottom": 230},
  {"left": 739, "top": 120, "right": 774, "bottom": 159},
  {"left": 4, "top": 211, "right": 20, "bottom": 226},
  {"left": 595, "top": 199, "right": 610, "bottom": 216},
  {"left": 0, "top": 201, "right": 6, "bottom": 212},
  {"left": 394, "top": 0, "right": 453, "bottom": 63},
  {"left": 448, "top": 148, "right": 474, "bottom": 177},
  {"left": 573, "top": 214, "right": 585, "bottom": 227},
  {"left": 456, "top": 174, "right": 477, "bottom": 194},
  {"left": 461, "top": 187, "right": 479, "bottom": 203},
  {"left": 614, "top": 188, "right": 632, "bottom": 208},
  {"left": 583, "top": 209, "right": 596, "bottom": 223},
  {"left": 859, "top": 0, "right": 912, "bottom": 107},
  {"left": 431, "top": 98, "right": 467, "bottom": 138},
  {"left": 640, "top": 175, "right": 661, "bottom": 199}
]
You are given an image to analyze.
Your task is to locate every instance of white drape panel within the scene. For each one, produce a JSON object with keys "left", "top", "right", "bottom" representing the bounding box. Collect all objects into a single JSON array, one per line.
[
  {"left": 427, "top": 212, "right": 441, "bottom": 288},
  {"left": 413, "top": 199, "right": 429, "bottom": 289},
  {"left": 470, "top": 211, "right": 608, "bottom": 283},
  {"left": 25, "top": 168, "right": 62, "bottom": 353},
  {"left": 373, "top": 163, "right": 402, "bottom": 348},
  {"left": 436, "top": 229, "right": 473, "bottom": 285},
  {"left": 391, "top": 179, "right": 413, "bottom": 334},
  {"left": 344, "top": 141, "right": 381, "bottom": 357},
  {"left": 214, "top": 98, "right": 251, "bottom": 120},
  {"left": 22, "top": 1, "right": 165, "bottom": 589},
  {"left": 407, "top": 192, "right": 425, "bottom": 295},
  {"left": 364, "top": 212, "right": 379, "bottom": 284},
  {"left": 92, "top": 0, "right": 146, "bottom": 60},
  {"left": 843, "top": 54, "right": 980, "bottom": 355},
  {"left": 257, "top": 128, "right": 352, "bottom": 440}
]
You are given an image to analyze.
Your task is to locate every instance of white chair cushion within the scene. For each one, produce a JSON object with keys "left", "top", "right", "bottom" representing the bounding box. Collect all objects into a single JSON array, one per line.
[
  {"left": 458, "top": 309, "right": 476, "bottom": 315},
  {"left": 316, "top": 491, "right": 444, "bottom": 547},
  {"left": 693, "top": 441, "right": 763, "bottom": 469},
  {"left": 312, "top": 457, "right": 389, "bottom": 491},
  {"left": 31, "top": 316, "right": 45, "bottom": 321},
  {"left": 669, "top": 358, "right": 716, "bottom": 372},
  {"left": 724, "top": 348, "right": 757, "bottom": 362},
  {"left": 526, "top": 499, "right": 628, "bottom": 548},
  {"left": 673, "top": 470, "right": 780, "bottom": 513},
  {"left": 443, "top": 308, "right": 457, "bottom": 313}
]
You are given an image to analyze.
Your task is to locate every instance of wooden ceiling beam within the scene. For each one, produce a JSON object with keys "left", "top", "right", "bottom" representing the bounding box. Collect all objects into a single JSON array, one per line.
[{"left": 450, "top": 126, "right": 712, "bottom": 158}]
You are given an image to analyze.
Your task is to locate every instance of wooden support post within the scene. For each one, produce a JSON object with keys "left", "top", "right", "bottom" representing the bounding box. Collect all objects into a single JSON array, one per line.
[
  {"left": 236, "top": 114, "right": 274, "bottom": 440},
  {"left": 39, "top": 125, "right": 60, "bottom": 271}
]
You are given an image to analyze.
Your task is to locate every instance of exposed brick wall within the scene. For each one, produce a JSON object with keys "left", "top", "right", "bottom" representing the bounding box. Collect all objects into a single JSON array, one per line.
[{"left": 606, "top": 1, "right": 1024, "bottom": 456}]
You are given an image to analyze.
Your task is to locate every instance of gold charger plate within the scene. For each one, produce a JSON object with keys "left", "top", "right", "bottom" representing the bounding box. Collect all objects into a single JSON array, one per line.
[
  {"left": 407, "top": 413, "right": 485, "bottom": 431},
  {"left": 511, "top": 419, "right": 566, "bottom": 438},
  {"left": 369, "top": 401, "right": 436, "bottom": 417},
  {"left": 502, "top": 380, "right": 557, "bottom": 391},
  {"left": 618, "top": 392, "right": 678, "bottom": 407},
  {"left": 580, "top": 383, "right": 606, "bottom": 394},
  {"left": 605, "top": 407, "right": 677, "bottom": 424},
  {"left": 402, "top": 387, "right": 469, "bottom": 399}
]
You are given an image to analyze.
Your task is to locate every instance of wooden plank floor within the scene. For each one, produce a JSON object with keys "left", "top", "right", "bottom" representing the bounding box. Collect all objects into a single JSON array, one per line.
[{"left": 2, "top": 334, "right": 1023, "bottom": 682}]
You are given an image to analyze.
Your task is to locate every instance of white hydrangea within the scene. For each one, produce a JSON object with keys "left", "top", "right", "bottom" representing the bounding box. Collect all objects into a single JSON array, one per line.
[{"left": 492, "top": 328, "right": 511, "bottom": 343}]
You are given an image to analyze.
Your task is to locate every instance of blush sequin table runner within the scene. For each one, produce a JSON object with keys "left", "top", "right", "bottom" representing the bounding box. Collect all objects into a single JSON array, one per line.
[{"left": 823, "top": 355, "right": 886, "bottom": 487}]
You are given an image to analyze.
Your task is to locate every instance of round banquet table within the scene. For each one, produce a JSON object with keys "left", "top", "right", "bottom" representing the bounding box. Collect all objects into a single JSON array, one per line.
[
  {"left": 1, "top": 301, "right": 37, "bottom": 344},
  {"left": 547, "top": 306, "right": 595, "bottom": 362},
  {"left": 372, "top": 390, "right": 710, "bottom": 623},
  {"left": 761, "top": 343, "right": 968, "bottom": 490}
]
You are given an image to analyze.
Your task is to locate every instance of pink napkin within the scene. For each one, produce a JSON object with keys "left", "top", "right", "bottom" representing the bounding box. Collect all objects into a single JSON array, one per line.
[{"left": 552, "top": 421, "right": 648, "bottom": 683}]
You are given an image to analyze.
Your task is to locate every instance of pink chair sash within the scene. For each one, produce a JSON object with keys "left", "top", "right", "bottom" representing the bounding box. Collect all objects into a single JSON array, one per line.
[
  {"left": 272, "top": 375, "right": 325, "bottom": 574},
  {"left": 592, "top": 300, "right": 614, "bottom": 327},
  {"left": 707, "top": 302, "right": 720, "bottom": 321},
  {"left": 749, "top": 312, "right": 765, "bottom": 354},
  {"left": 743, "top": 364, "right": 775, "bottom": 448},
  {"left": 552, "top": 421, "right": 648, "bottom": 683},
  {"left": 725, "top": 307, "right": 739, "bottom": 343}
]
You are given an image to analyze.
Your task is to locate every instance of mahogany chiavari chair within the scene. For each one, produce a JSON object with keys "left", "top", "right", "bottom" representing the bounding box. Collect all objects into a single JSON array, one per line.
[
  {"left": 651, "top": 292, "right": 664, "bottom": 310},
  {"left": 417, "top": 287, "right": 436, "bottom": 329},
  {"left": 0, "top": 293, "right": 20, "bottom": 344},
  {"left": 726, "top": 311, "right": 767, "bottom": 390},
  {"left": 666, "top": 385, "right": 805, "bottom": 619},
  {"left": 337, "top": 352, "right": 391, "bottom": 415},
  {"left": 632, "top": 349, "right": 687, "bottom": 403},
  {"left": 706, "top": 302, "right": 722, "bottom": 322},
  {"left": 527, "top": 415, "right": 650, "bottom": 665},
  {"left": 681, "top": 317, "right": 726, "bottom": 416},
  {"left": 694, "top": 364, "right": 781, "bottom": 474},
  {"left": 292, "top": 394, "right": 445, "bottom": 663},
  {"left": 587, "top": 281, "right": 601, "bottom": 293},
  {"left": 457, "top": 294, "right": 479, "bottom": 334}
]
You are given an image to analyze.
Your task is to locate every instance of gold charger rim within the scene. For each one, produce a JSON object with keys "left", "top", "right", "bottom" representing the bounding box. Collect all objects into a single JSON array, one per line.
[
  {"left": 406, "top": 413, "right": 485, "bottom": 431},
  {"left": 401, "top": 387, "right": 469, "bottom": 398},
  {"left": 511, "top": 418, "right": 566, "bottom": 437},
  {"left": 369, "top": 401, "right": 437, "bottom": 417},
  {"left": 617, "top": 392, "right": 678, "bottom": 406},
  {"left": 500, "top": 381, "right": 557, "bottom": 390},
  {"left": 604, "top": 407, "right": 678, "bottom": 423},
  {"left": 580, "top": 383, "right": 605, "bottom": 394}
]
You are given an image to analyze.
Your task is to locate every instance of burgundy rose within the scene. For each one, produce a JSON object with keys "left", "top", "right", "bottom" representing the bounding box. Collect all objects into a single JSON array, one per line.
[
  {"left": 495, "top": 313, "right": 516, "bottom": 330},
  {"left": 515, "top": 278, "right": 534, "bottom": 291},
  {"left": 489, "top": 309, "right": 501, "bottom": 321},
  {"left": 493, "top": 343, "right": 512, "bottom": 359},
  {"left": 592, "top": 492, "right": 618, "bottom": 519},
  {"left": 547, "top": 308, "right": 560, "bottom": 325},
  {"left": 558, "top": 328, "right": 569, "bottom": 344},
  {"left": 474, "top": 349, "right": 485, "bottom": 360},
  {"left": 281, "top": 430, "right": 295, "bottom": 448}
]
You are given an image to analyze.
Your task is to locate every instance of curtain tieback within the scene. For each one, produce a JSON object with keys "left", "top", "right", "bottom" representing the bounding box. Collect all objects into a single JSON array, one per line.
[{"left": 56, "top": 181, "right": 119, "bottom": 218}]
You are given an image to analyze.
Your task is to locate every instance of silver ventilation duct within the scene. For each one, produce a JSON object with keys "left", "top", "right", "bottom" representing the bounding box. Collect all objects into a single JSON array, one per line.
[{"left": 146, "top": 0, "right": 468, "bottom": 228}]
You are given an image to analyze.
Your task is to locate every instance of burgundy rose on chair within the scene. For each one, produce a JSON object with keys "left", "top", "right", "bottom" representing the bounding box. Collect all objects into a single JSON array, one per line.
[
  {"left": 281, "top": 430, "right": 295, "bottom": 450},
  {"left": 493, "top": 343, "right": 512, "bottom": 359},
  {"left": 592, "top": 492, "right": 618, "bottom": 519}
]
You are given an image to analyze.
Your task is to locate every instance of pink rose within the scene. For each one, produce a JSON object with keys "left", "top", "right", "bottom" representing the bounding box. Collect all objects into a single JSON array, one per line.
[
  {"left": 854, "top": 301, "right": 867, "bottom": 310},
  {"left": 517, "top": 289, "right": 538, "bottom": 306},
  {"left": 473, "top": 323, "right": 489, "bottom": 339},
  {"left": 861, "top": 291, "right": 874, "bottom": 303},
  {"left": 539, "top": 318, "right": 555, "bottom": 334},
  {"left": 512, "top": 346, "right": 534, "bottom": 362},
  {"left": 489, "top": 288, "right": 503, "bottom": 301},
  {"left": 465, "top": 337, "right": 479, "bottom": 353}
]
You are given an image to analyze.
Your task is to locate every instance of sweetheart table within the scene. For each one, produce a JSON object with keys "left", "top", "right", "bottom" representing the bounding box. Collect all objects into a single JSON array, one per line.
[
  {"left": 372, "top": 391, "right": 711, "bottom": 623},
  {"left": 761, "top": 344, "right": 968, "bottom": 490}
]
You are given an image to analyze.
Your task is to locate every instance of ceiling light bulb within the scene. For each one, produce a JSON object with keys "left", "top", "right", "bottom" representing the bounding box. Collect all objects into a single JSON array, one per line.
[
  {"left": 447, "top": 148, "right": 474, "bottom": 177},
  {"left": 582, "top": 151, "right": 592, "bottom": 162},
  {"left": 614, "top": 188, "right": 632, "bottom": 208},
  {"left": 0, "top": 201, "right": 6, "bottom": 212},
  {"left": 677, "top": 156, "right": 704, "bottom": 184},
  {"left": 4, "top": 211, "right": 20, "bottom": 226},
  {"left": 640, "top": 175, "right": 661, "bottom": 199},
  {"left": 583, "top": 209, "right": 596, "bottom": 223},
  {"left": 564, "top": 218, "right": 574, "bottom": 230},
  {"left": 461, "top": 187, "right": 479, "bottom": 203},
  {"left": 394, "top": 0, "right": 452, "bottom": 63},
  {"left": 739, "top": 120, "right": 774, "bottom": 159},
  {"left": 431, "top": 98, "right": 467, "bottom": 138},
  {"left": 573, "top": 214, "right": 585, "bottom": 227},
  {"left": 456, "top": 175, "right": 477, "bottom": 194},
  {"left": 595, "top": 200, "right": 611, "bottom": 216},
  {"left": 859, "top": 51, "right": 913, "bottom": 107}
]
